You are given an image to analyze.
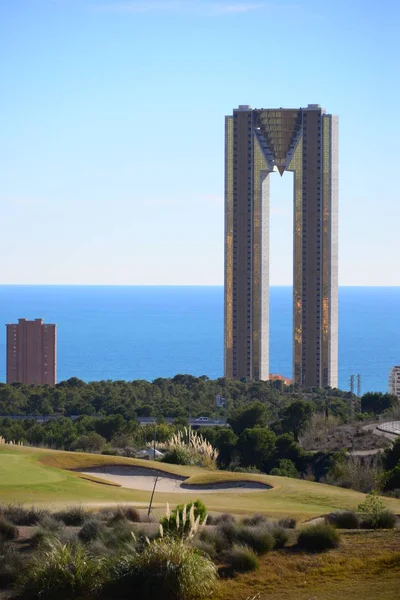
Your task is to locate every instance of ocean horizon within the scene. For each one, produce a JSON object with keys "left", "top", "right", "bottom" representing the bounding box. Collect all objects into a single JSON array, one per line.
[{"left": 0, "top": 285, "right": 399, "bottom": 394}]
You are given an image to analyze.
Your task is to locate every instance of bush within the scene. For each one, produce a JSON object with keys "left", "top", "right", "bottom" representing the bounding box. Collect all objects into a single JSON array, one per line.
[
  {"left": 278, "top": 517, "right": 297, "bottom": 529},
  {"left": 360, "top": 509, "right": 396, "bottom": 529},
  {"left": 198, "top": 527, "right": 228, "bottom": 553},
  {"left": 21, "top": 540, "right": 105, "bottom": 599},
  {"left": 223, "top": 544, "right": 259, "bottom": 573},
  {"left": 30, "top": 527, "right": 59, "bottom": 550},
  {"left": 357, "top": 491, "right": 395, "bottom": 528},
  {"left": 192, "top": 538, "right": 217, "bottom": 559},
  {"left": 0, "top": 544, "right": 24, "bottom": 587},
  {"left": 270, "top": 526, "right": 290, "bottom": 549},
  {"left": 161, "top": 447, "right": 196, "bottom": 466},
  {"left": 217, "top": 522, "right": 240, "bottom": 545},
  {"left": 0, "top": 504, "right": 47, "bottom": 526},
  {"left": 270, "top": 459, "right": 300, "bottom": 478},
  {"left": 78, "top": 518, "right": 106, "bottom": 543},
  {"left": 241, "top": 513, "right": 270, "bottom": 527},
  {"left": 54, "top": 506, "right": 89, "bottom": 526},
  {"left": 119, "top": 506, "right": 141, "bottom": 523},
  {"left": 161, "top": 500, "right": 207, "bottom": 536},
  {"left": 326, "top": 511, "right": 360, "bottom": 529},
  {"left": 107, "top": 505, "right": 141, "bottom": 524},
  {"left": 104, "top": 522, "right": 135, "bottom": 548},
  {"left": 297, "top": 523, "right": 340, "bottom": 552},
  {"left": 38, "top": 515, "right": 64, "bottom": 532},
  {"left": 0, "top": 518, "right": 18, "bottom": 542},
  {"left": 107, "top": 538, "right": 217, "bottom": 600},
  {"left": 208, "top": 513, "right": 235, "bottom": 526},
  {"left": 238, "top": 526, "right": 274, "bottom": 554}
]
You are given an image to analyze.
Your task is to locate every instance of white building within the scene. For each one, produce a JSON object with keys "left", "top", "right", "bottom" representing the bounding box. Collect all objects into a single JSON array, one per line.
[{"left": 389, "top": 366, "right": 400, "bottom": 397}]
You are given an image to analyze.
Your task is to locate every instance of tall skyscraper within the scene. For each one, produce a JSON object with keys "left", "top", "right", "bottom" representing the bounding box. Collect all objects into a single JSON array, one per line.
[
  {"left": 224, "top": 104, "right": 338, "bottom": 388},
  {"left": 6, "top": 318, "right": 56, "bottom": 385}
]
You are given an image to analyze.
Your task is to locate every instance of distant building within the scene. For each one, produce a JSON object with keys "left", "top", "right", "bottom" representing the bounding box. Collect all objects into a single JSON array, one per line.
[
  {"left": 269, "top": 374, "right": 293, "bottom": 386},
  {"left": 389, "top": 366, "right": 400, "bottom": 398},
  {"left": 6, "top": 318, "right": 56, "bottom": 385}
]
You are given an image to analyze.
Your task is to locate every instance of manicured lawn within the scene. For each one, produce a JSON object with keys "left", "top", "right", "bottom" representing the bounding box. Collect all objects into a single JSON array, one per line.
[
  {"left": 1, "top": 445, "right": 400, "bottom": 520},
  {"left": 214, "top": 530, "right": 400, "bottom": 600}
]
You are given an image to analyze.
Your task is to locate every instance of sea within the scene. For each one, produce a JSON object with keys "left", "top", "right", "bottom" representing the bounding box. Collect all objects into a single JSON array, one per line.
[{"left": 0, "top": 285, "right": 399, "bottom": 394}]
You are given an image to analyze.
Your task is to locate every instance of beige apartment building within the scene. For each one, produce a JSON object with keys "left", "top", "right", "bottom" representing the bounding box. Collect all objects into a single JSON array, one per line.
[
  {"left": 6, "top": 318, "right": 56, "bottom": 385},
  {"left": 224, "top": 104, "right": 338, "bottom": 388},
  {"left": 389, "top": 366, "right": 400, "bottom": 398}
]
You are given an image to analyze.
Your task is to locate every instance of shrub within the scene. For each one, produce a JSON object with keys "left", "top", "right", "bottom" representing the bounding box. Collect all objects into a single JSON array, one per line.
[
  {"left": 217, "top": 522, "right": 240, "bottom": 545},
  {"left": 161, "top": 446, "right": 196, "bottom": 466},
  {"left": 270, "top": 526, "right": 290, "bottom": 549},
  {"left": 357, "top": 491, "right": 395, "bottom": 528},
  {"left": 0, "top": 543, "right": 24, "bottom": 587},
  {"left": 54, "top": 506, "right": 89, "bottom": 526},
  {"left": 241, "top": 513, "right": 270, "bottom": 527},
  {"left": 161, "top": 501, "right": 207, "bottom": 536},
  {"left": 21, "top": 540, "right": 105, "bottom": 599},
  {"left": 223, "top": 544, "right": 259, "bottom": 573},
  {"left": 0, "top": 518, "right": 18, "bottom": 542},
  {"left": 104, "top": 522, "right": 135, "bottom": 548},
  {"left": 107, "top": 538, "right": 217, "bottom": 600},
  {"left": 297, "top": 523, "right": 340, "bottom": 552},
  {"left": 30, "top": 527, "right": 59, "bottom": 550},
  {"left": 107, "top": 506, "right": 141, "bottom": 524},
  {"left": 78, "top": 518, "right": 106, "bottom": 543},
  {"left": 360, "top": 509, "right": 396, "bottom": 529},
  {"left": 0, "top": 504, "right": 47, "bottom": 526},
  {"left": 209, "top": 513, "right": 235, "bottom": 526},
  {"left": 278, "top": 517, "right": 297, "bottom": 529},
  {"left": 38, "top": 515, "right": 64, "bottom": 532},
  {"left": 192, "top": 538, "right": 217, "bottom": 559},
  {"left": 383, "top": 465, "right": 400, "bottom": 492},
  {"left": 270, "top": 459, "right": 300, "bottom": 478},
  {"left": 238, "top": 526, "right": 274, "bottom": 555},
  {"left": 163, "top": 428, "right": 219, "bottom": 469},
  {"left": 326, "top": 511, "right": 360, "bottom": 529},
  {"left": 119, "top": 506, "right": 141, "bottom": 523},
  {"left": 198, "top": 527, "right": 228, "bottom": 553}
]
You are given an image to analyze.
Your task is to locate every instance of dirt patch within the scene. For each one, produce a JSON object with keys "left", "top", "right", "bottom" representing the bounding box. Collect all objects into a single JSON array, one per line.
[{"left": 78, "top": 466, "right": 270, "bottom": 493}]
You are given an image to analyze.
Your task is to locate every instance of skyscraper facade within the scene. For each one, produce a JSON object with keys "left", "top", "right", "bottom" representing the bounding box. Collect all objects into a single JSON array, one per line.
[
  {"left": 6, "top": 318, "right": 57, "bottom": 385},
  {"left": 224, "top": 104, "right": 338, "bottom": 388}
]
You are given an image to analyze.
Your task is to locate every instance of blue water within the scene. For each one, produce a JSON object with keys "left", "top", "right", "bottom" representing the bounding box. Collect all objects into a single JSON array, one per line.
[{"left": 0, "top": 286, "right": 399, "bottom": 393}]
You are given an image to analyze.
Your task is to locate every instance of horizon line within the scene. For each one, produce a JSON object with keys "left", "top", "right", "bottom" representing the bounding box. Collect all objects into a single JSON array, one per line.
[{"left": 0, "top": 284, "right": 399, "bottom": 288}]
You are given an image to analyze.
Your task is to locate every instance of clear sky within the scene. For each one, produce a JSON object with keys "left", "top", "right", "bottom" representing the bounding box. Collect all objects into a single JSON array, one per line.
[{"left": 1, "top": 0, "right": 399, "bottom": 285}]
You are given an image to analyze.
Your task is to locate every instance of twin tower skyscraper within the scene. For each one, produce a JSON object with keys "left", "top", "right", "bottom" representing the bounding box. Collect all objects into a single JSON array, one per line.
[{"left": 224, "top": 105, "right": 338, "bottom": 388}]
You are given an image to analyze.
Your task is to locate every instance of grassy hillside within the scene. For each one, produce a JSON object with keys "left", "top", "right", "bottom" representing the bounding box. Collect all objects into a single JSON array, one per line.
[
  {"left": 1, "top": 444, "right": 400, "bottom": 519},
  {"left": 214, "top": 530, "right": 400, "bottom": 600}
]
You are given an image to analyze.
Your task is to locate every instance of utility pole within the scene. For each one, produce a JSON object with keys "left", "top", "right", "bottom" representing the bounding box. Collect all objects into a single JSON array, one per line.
[
  {"left": 350, "top": 375, "right": 355, "bottom": 395},
  {"left": 357, "top": 374, "right": 361, "bottom": 398}
]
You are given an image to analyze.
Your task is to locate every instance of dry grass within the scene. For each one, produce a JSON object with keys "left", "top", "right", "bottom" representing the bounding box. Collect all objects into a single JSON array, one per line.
[
  {"left": 163, "top": 427, "right": 219, "bottom": 468},
  {"left": 214, "top": 530, "right": 400, "bottom": 600}
]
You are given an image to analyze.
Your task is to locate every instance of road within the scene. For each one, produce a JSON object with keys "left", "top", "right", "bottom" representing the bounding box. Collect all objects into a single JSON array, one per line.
[
  {"left": 363, "top": 421, "right": 400, "bottom": 441},
  {"left": 0, "top": 414, "right": 228, "bottom": 427}
]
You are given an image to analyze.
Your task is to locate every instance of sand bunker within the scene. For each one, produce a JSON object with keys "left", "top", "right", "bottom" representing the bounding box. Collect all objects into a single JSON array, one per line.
[{"left": 78, "top": 466, "right": 270, "bottom": 494}]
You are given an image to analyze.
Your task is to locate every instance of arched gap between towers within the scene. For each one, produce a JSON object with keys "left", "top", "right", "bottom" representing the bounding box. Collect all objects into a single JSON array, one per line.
[{"left": 268, "top": 169, "right": 294, "bottom": 381}]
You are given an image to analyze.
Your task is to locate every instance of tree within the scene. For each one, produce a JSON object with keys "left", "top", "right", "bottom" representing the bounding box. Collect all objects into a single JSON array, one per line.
[
  {"left": 270, "top": 459, "right": 299, "bottom": 478},
  {"left": 214, "top": 428, "right": 238, "bottom": 468},
  {"left": 280, "top": 400, "right": 313, "bottom": 441},
  {"left": 238, "top": 426, "right": 276, "bottom": 471},
  {"left": 228, "top": 402, "right": 267, "bottom": 436},
  {"left": 361, "top": 392, "right": 397, "bottom": 415},
  {"left": 382, "top": 437, "right": 400, "bottom": 471}
]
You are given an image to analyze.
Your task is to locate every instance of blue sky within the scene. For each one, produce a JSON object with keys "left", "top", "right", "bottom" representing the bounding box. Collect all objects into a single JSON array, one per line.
[{"left": 1, "top": 0, "right": 399, "bottom": 285}]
